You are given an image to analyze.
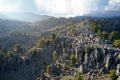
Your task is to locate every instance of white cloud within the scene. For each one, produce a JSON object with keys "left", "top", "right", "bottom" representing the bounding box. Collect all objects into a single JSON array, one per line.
[
  {"left": 105, "top": 0, "right": 120, "bottom": 11},
  {"left": 0, "top": 0, "right": 21, "bottom": 12},
  {"left": 36, "top": 0, "right": 120, "bottom": 17},
  {"left": 36, "top": 0, "right": 71, "bottom": 16},
  {"left": 0, "top": 0, "right": 120, "bottom": 17},
  {"left": 0, "top": 0, "right": 37, "bottom": 12},
  {"left": 36, "top": 0, "right": 103, "bottom": 17}
]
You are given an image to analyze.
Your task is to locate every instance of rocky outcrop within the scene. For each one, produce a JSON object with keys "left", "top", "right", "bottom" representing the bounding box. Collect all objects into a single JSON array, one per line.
[
  {"left": 116, "top": 64, "right": 120, "bottom": 76},
  {"left": 117, "top": 76, "right": 120, "bottom": 80},
  {"left": 105, "top": 55, "right": 113, "bottom": 70}
]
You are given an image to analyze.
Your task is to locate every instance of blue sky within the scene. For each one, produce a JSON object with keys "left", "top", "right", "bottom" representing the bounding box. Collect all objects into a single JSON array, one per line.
[{"left": 0, "top": 0, "right": 120, "bottom": 17}]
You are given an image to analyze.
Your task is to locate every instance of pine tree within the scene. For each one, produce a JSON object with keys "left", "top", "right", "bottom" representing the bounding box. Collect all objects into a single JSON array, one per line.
[
  {"left": 47, "top": 65, "right": 51, "bottom": 74},
  {"left": 70, "top": 53, "right": 76, "bottom": 67},
  {"left": 53, "top": 51, "right": 58, "bottom": 62}
]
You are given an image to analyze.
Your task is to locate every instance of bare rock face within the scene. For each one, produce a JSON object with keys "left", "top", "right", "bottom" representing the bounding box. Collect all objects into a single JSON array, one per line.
[
  {"left": 84, "top": 53, "right": 89, "bottom": 64},
  {"left": 40, "top": 69, "right": 46, "bottom": 80},
  {"left": 50, "top": 64, "right": 57, "bottom": 75},
  {"left": 114, "top": 53, "right": 120, "bottom": 65},
  {"left": 94, "top": 49, "right": 101, "bottom": 63},
  {"left": 86, "top": 75, "right": 91, "bottom": 80},
  {"left": 117, "top": 76, "right": 120, "bottom": 80},
  {"left": 75, "top": 47, "right": 80, "bottom": 59},
  {"left": 105, "top": 55, "right": 112, "bottom": 70},
  {"left": 116, "top": 64, "right": 120, "bottom": 76},
  {"left": 78, "top": 64, "right": 84, "bottom": 73},
  {"left": 99, "top": 67, "right": 108, "bottom": 74}
]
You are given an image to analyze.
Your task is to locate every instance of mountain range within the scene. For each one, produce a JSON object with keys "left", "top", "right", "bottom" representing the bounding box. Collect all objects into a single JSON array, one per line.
[
  {"left": 0, "top": 12, "right": 53, "bottom": 22},
  {"left": 0, "top": 11, "right": 120, "bottom": 22}
]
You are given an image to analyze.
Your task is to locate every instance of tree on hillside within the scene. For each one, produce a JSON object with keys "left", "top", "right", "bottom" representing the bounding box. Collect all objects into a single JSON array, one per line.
[
  {"left": 7, "top": 50, "right": 14, "bottom": 58},
  {"left": 110, "top": 69, "right": 118, "bottom": 80},
  {"left": 102, "top": 31, "right": 109, "bottom": 40},
  {"left": 53, "top": 50, "right": 58, "bottom": 62},
  {"left": 50, "top": 33, "right": 56, "bottom": 44},
  {"left": 13, "top": 44, "right": 22, "bottom": 53},
  {"left": 50, "top": 33, "right": 56, "bottom": 40},
  {"left": 36, "top": 38, "right": 50, "bottom": 47},
  {"left": 113, "top": 40, "right": 120, "bottom": 47},
  {"left": 47, "top": 65, "right": 51, "bottom": 74},
  {"left": 63, "top": 63, "right": 67, "bottom": 71},
  {"left": 90, "top": 23, "right": 102, "bottom": 33},
  {"left": 0, "top": 49, "right": 6, "bottom": 63},
  {"left": 109, "top": 31, "right": 120, "bottom": 42},
  {"left": 97, "top": 30, "right": 102, "bottom": 37},
  {"left": 84, "top": 46, "right": 91, "bottom": 54},
  {"left": 76, "top": 72, "right": 83, "bottom": 80},
  {"left": 70, "top": 53, "right": 76, "bottom": 67}
]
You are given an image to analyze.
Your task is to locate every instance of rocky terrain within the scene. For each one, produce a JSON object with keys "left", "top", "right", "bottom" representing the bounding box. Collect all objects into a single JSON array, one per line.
[
  {"left": 39, "top": 19, "right": 120, "bottom": 80},
  {"left": 0, "top": 18, "right": 120, "bottom": 80}
]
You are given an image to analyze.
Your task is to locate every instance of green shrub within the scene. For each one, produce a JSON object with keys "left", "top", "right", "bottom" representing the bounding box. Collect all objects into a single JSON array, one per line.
[
  {"left": 110, "top": 69, "right": 118, "bottom": 80},
  {"left": 102, "top": 31, "right": 108, "bottom": 40},
  {"left": 50, "top": 33, "right": 56, "bottom": 40},
  {"left": 36, "top": 38, "right": 50, "bottom": 47},
  {"left": 90, "top": 23, "right": 102, "bottom": 33},
  {"left": 53, "top": 50, "right": 58, "bottom": 62},
  {"left": 63, "top": 63, "right": 67, "bottom": 71},
  {"left": 76, "top": 72, "right": 83, "bottom": 80},
  {"left": 97, "top": 30, "right": 102, "bottom": 37},
  {"left": 0, "top": 49, "right": 6, "bottom": 63},
  {"left": 113, "top": 40, "right": 120, "bottom": 47},
  {"left": 13, "top": 44, "right": 22, "bottom": 53},
  {"left": 70, "top": 53, "right": 76, "bottom": 67},
  {"left": 47, "top": 65, "right": 51, "bottom": 74},
  {"left": 7, "top": 51, "right": 14, "bottom": 58},
  {"left": 84, "top": 46, "right": 91, "bottom": 54},
  {"left": 109, "top": 31, "right": 120, "bottom": 42}
]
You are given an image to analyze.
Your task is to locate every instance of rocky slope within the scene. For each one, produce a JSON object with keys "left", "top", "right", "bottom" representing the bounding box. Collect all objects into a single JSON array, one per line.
[
  {"left": 0, "top": 18, "right": 120, "bottom": 80},
  {"left": 39, "top": 19, "right": 120, "bottom": 80}
]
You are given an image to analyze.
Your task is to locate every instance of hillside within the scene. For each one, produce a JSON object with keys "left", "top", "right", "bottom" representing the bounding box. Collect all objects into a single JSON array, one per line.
[
  {"left": 0, "top": 17, "right": 74, "bottom": 37},
  {"left": 0, "top": 17, "right": 74, "bottom": 49},
  {"left": 0, "top": 17, "right": 120, "bottom": 80},
  {"left": 0, "top": 31, "right": 37, "bottom": 50}
]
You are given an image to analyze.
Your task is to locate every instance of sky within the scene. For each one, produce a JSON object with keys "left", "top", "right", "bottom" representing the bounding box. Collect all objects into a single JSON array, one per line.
[{"left": 0, "top": 0, "right": 120, "bottom": 17}]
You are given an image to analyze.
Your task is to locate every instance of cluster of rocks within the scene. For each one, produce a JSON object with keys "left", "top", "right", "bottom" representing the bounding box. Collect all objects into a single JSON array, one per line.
[
  {"left": 43, "top": 20, "right": 120, "bottom": 79},
  {"left": 0, "top": 20, "right": 120, "bottom": 80}
]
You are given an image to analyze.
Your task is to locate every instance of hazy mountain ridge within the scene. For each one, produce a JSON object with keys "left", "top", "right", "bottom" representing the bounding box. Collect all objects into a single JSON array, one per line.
[
  {"left": 0, "top": 12, "right": 53, "bottom": 22},
  {"left": 0, "top": 17, "right": 77, "bottom": 37},
  {"left": 0, "top": 17, "right": 75, "bottom": 49}
]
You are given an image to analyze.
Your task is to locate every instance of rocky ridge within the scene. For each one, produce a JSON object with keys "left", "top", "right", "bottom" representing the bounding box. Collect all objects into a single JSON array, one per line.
[{"left": 0, "top": 19, "right": 120, "bottom": 80}]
